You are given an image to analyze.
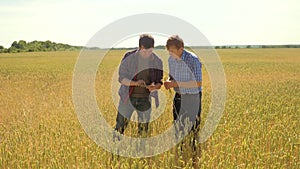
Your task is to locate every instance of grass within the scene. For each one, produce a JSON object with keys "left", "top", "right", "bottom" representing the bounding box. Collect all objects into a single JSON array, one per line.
[{"left": 0, "top": 49, "right": 299, "bottom": 168}]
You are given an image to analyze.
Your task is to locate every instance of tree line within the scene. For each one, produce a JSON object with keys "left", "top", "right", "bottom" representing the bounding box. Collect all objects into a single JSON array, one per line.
[{"left": 0, "top": 40, "right": 94, "bottom": 53}]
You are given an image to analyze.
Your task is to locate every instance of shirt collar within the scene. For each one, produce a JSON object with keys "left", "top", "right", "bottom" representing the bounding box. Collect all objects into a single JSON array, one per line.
[
  {"left": 136, "top": 48, "right": 155, "bottom": 60},
  {"left": 176, "top": 49, "right": 186, "bottom": 61},
  {"left": 181, "top": 49, "right": 187, "bottom": 60}
]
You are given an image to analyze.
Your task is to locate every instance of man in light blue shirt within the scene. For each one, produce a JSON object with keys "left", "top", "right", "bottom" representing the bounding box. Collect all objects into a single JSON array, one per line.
[{"left": 164, "top": 35, "right": 202, "bottom": 152}]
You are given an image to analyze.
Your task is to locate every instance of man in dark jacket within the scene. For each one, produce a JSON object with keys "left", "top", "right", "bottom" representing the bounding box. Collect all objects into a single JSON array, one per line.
[{"left": 114, "top": 34, "right": 163, "bottom": 137}]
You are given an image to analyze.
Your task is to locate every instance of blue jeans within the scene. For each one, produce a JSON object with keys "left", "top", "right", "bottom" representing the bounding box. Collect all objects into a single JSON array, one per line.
[{"left": 115, "top": 97, "right": 151, "bottom": 135}]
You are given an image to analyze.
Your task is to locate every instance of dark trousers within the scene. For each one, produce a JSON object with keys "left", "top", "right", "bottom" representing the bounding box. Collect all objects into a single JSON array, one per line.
[
  {"left": 173, "top": 92, "right": 202, "bottom": 151},
  {"left": 115, "top": 97, "right": 151, "bottom": 135},
  {"left": 173, "top": 92, "right": 202, "bottom": 132}
]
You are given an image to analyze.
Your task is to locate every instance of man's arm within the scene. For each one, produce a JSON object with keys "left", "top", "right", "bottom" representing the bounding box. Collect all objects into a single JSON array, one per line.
[
  {"left": 164, "top": 80, "right": 201, "bottom": 89},
  {"left": 119, "top": 51, "right": 146, "bottom": 87},
  {"left": 165, "top": 56, "right": 202, "bottom": 89},
  {"left": 121, "top": 78, "right": 145, "bottom": 87},
  {"left": 175, "top": 56, "right": 202, "bottom": 88}
]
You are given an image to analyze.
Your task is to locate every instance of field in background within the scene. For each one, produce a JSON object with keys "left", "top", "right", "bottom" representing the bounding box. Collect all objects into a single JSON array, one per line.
[{"left": 0, "top": 49, "right": 299, "bottom": 168}]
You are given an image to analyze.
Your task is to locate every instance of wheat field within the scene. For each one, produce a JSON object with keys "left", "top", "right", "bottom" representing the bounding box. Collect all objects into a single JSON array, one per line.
[{"left": 0, "top": 48, "right": 299, "bottom": 168}]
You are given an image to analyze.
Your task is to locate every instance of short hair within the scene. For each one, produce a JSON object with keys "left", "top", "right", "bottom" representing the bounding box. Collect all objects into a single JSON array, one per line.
[
  {"left": 139, "top": 34, "right": 154, "bottom": 49},
  {"left": 166, "top": 35, "right": 184, "bottom": 50}
]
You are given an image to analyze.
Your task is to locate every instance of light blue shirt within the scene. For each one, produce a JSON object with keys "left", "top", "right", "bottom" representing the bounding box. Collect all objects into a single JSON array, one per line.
[{"left": 168, "top": 49, "right": 202, "bottom": 94}]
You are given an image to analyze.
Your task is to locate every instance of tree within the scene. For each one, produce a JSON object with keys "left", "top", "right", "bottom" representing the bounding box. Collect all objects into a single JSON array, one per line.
[
  {"left": 11, "top": 41, "right": 18, "bottom": 48},
  {"left": 45, "top": 40, "right": 51, "bottom": 47},
  {"left": 0, "top": 45, "right": 4, "bottom": 53},
  {"left": 18, "top": 40, "right": 27, "bottom": 49}
]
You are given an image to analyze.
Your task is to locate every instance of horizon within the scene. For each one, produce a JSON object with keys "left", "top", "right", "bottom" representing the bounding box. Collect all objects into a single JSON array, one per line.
[{"left": 1, "top": 39, "right": 300, "bottom": 50}]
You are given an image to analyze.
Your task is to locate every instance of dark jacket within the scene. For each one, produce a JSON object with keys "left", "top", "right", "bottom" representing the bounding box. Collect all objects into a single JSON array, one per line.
[{"left": 118, "top": 49, "right": 163, "bottom": 104}]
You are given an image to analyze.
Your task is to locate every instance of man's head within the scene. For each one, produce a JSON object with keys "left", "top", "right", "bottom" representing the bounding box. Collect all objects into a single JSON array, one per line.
[
  {"left": 166, "top": 35, "right": 184, "bottom": 59},
  {"left": 139, "top": 34, "right": 154, "bottom": 58}
]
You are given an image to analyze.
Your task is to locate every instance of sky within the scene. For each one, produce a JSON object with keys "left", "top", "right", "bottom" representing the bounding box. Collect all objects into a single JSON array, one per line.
[{"left": 0, "top": 0, "right": 299, "bottom": 48}]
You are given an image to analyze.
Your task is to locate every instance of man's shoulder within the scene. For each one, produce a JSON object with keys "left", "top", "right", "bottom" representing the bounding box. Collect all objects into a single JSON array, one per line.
[
  {"left": 184, "top": 49, "right": 198, "bottom": 59},
  {"left": 152, "top": 52, "right": 163, "bottom": 63},
  {"left": 122, "top": 49, "right": 138, "bottom": 61},
  {"left": 184, "top": 49, "right": 201, "bottom": 63}
]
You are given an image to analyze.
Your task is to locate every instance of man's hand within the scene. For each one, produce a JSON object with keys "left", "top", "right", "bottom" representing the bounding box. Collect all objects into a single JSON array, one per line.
[
  {"left": 134, "top": 80, "right": 146, "bottom": 87},
  {"left": 146, "top": 82, "right": 161, "bottom": 92},
  {"left": 164, "top": 80, "right": 177, "bottom": 90}
]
